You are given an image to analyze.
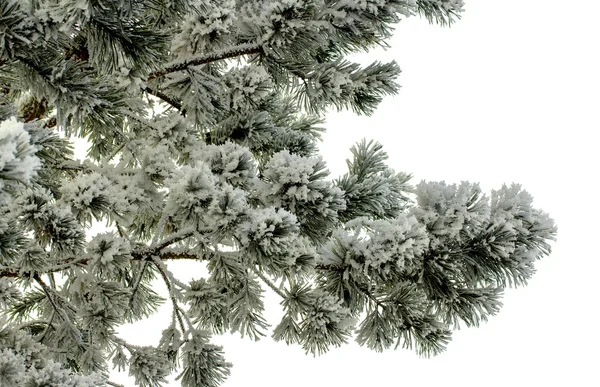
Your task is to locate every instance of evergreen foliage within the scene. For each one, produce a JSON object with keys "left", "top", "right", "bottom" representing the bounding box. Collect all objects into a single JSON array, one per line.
[{"left": 0, "top": 1, "right": 556, "bottom": 386}]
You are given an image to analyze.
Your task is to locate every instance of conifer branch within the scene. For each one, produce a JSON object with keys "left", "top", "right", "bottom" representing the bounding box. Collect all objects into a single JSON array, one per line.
[
  {"left": 356, "top": 282, "right": 386, "bottom": 309},
  {"left": 152, "top": 228, "right": 196, "bottom": 252},
  {"left": 150, "top": 212, "right": 169, "bottom": 248},
  {"left": 122, "top": 110, "right": 162, "bottom": 132},
  {"left": 314, "top": 264, "right": 345, "bottom": 272},
  {"left": 147, "top": 43, "right": 263, "bottom": 81},
  {"left": 128, "top": 260, "right": 149, "bottom": 308},
  {"left": 37, "top": 312, "right": 55, "bottom": 342},
  {"left": 111, "top": 335, "right": 137, "bottom": 354},
  {"left": 15, "top": 318, "right": 51, "bottom": 331},
  {"left": 33, "top": 273, "right": 82, "bottom": 343},
  {"left": 46, "top": 160, "right": 87, "bottom": 173},
  {"left": 143, "top": 86, "right": 184, "bottom": 111},
  {"left": 0, "top": 1, "right": 557, "bottom": 380},
  {"left": 0, "top": 249, "right": 209, "bottom": 279},
  {"left": 132, "top": 250, "right": 208, "bottom": 261},
  {"left": 253, "top": 268, "right": 287, "bottom": 299},
  {"left": 106, "top": 143, "right": 126, "bottom": 162},
  {"left": 152, "top": 255, "right": 188, "bottom": 338}
]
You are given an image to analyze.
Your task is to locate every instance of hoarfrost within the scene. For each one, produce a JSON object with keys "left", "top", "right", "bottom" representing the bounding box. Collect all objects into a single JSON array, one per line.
[{"left": 0, "top": 118, "right": 41, "bottom": 198}]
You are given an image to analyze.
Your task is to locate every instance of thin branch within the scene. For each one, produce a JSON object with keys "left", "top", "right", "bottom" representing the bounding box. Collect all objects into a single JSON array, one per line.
[
  {"left": 33, "top": 274, "right": 62, "bottom": 318},
  {"left": 148, "top": 43, "right": 262, "bottom": 81},
  {"left": 116, "top": 222, "right": 129, "bottom": 240},
  {"left": 314, "top": 264, "right": 345, "bottom": 272},
  {"left": 15, "top": 318, "right": 50, "bottom": 331},
  {"left": 47, "top": 273, "right": 56, "bottom": 289},
  {"left": 106, "top": 142, "right": 126, "bottom": 162},
  {"left": 314, "top": 264, "right": 385, "bottom": 307},
  {"left": 131, "top": 249, "right": 207, "bottom": 261},
  {"left": 144, "top": 86, "right": 183, "bottom": 111},
  {"left": 0, "top": 249, "right": 208, "bottom": 279},
  {"left": 151, "top": 255, "right": 188, "bottom": 339},
  {"left": 47, "top": 159, "right": 88, "bottom": 173},
  {"left": 33, "top": 273, "right": 82, "bottom": 343},
  {"left": 253, "top": 268, "right": 287, "bottom": 299},
  {"left": 37, "top": 311, "right": 55, "bottom": 342},
  {"left": 150, "top": 254, "right": 191, "bottom": 291},
  {"left": 152, "top": 227, "right": 196, "bottom": 251},
  {"left": 111, "top": 335, "right": 138, "bottom": 354},
  {"left": 122, "top": 109, "right": 162, "bottom": 132},
  {"left": 355, "top": 282, "right": 386, "bottom": 309},
  {"left": 2, "top": 228, "right": 202, "bottom": 281},
  {"left": 107, "top": 381, "right": 125, "bottom": 387},
  {"left": 150, "top": 212, "right": 169, "bottom": 248},
  {"left": 128, "top": 260, "right": 149, "bottom": 308},
  {"left": 0, "top": 269, "right": 21, "bottom": 278},
  {"left": 126, "top": 212, "right": 172, "bottom": 307}
]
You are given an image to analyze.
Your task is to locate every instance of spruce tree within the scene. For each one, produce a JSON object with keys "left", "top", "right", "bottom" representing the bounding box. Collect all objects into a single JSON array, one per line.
[{"left": 0, "top": 1, "right": 556, "bottom": 386}]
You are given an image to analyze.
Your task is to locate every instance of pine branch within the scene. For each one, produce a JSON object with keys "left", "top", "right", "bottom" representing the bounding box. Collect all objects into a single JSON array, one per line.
[
  {"left": 152, "top": 228, "right": 196, "bottom": 251},
  {"left": 15, "top": 318, "right": 51, "bottom": 331},
  {"left": 0, "top": 249, "right": 208, "bottom": 279},
  {"left": 122, "top": 110, "right": 163, "bottom": 132},
  {"left": 37, "top": 311, "right": 55, "bottom": 342},
  {"left": 128, "top": 260, "right": 150, "bottom": 308},
  {"left": 132, "top": 250, "right": 208, "bottom": 261},
  {"left": 147, "top": 43, "right": 263, "bottom": 81},
  {"left": 151, "top": 255, "right": 190, "bottom": 339},
  {"left": 150, "top": 212, "right": 169, "bottom": 247},
  {"left": 46, "top": 160, "right": 89, "bottom": 173},
  {"left": 355, "top": 282, "right": 386, "bottom": 309},
  {"left": 253, "top": 268, "right": 286, "bottom": 299},
  {"left": 143, "top": 86, "right": 184, "bottom": 112},
  {"left": 33, "top": 273, "right": 82, "bottom": 344},
  {"left": 111, "top": 335, "right": 137, "bottom": 353},
  {"left": 314, "top": 264, "right": 345, "bottom": 272},
  {"left": 106, "top": 143, "right": 126, "bottom": 162}
]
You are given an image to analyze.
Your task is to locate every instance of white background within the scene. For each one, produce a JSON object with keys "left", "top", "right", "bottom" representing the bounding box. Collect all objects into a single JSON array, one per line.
[{"left": 112, "top": 1, "right": 600, "bottom": 386}]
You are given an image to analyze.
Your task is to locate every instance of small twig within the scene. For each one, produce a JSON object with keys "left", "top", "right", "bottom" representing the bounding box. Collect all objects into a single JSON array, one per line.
[
  {"left": 152, "top": 227, "right": 195, "bottom": 252},
  {"left": 37, "top": 312, "right": 55, "bottom": 342},
  {"left": 106, "top": 142, "right": 126, "bottom": 162},
  {"left": 47, "top": 273, "right": 56, "bottom": 289},
  {"left": 116, "top": 222, "right": 129, "bottom": 240},
  {"left": 253, "top": 268, "right": 287, "bottom": 299},
  {"left": 33, "top": 274, "right": 63, "bottom": 319},
  {"left": 128, "top": 260, "right": 149, "bottom": 307},
  {"left": 314, "top": 264, "right": 345, "bottom": 272},
  {"left": 33, "top": 273, "right": 82, "bottom": 343},
  {"left": 122, "top": 110, "right": 161, "bottom": 132},
  {"left": 151, "top": 255, "right": 188, "bottom": 339},
  {"left": 144, "top": 86, "right": 183, "bottom": 111},
  {"left": 150, "top": 212, "right": 169, "bottom": 248},
  {"left": 148, "top": 43, "right": 262, "bottom": 81},
  {"left": 356, "top": 282, "right": 386, "bottom": 309},
  {"left": 48, "top": 159, "right": 87, "bottom": 173},
  {"left": 111, "top": 335, "right": 137, "bottom": 353},
  {"left": 15, "top": 318, "right": 50, "bottom": 331},
  {"left": 0, "top": 249, "right": 209, "bottom": 279}
]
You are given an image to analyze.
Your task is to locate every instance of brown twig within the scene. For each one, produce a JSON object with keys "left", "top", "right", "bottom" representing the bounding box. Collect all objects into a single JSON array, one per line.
[
  {"left": 147, "top": 43, "right": 262, "bottom": 81},
  {"left": 143, "top": 86, "right": 184, "bottom": 112}
]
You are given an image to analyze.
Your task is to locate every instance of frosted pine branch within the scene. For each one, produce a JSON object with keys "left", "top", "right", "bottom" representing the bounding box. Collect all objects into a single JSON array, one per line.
[{"left": 148, "top": 43, "right": 263, "bottom": 81}]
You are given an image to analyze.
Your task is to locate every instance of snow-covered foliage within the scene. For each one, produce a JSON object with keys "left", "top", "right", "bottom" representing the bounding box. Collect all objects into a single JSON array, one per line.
[
  {"left": 0, "top": 321, "right": 105, "bottom": 387},
  {"left": 0, "top": 118, "right": 40, "bottom": 204},
  {"left": 0, "top": 1, "right": 556, "bottom": 386}
]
